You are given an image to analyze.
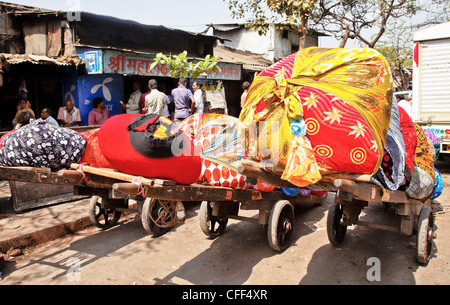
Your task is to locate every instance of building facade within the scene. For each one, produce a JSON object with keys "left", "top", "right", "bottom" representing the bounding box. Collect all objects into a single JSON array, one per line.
[
  {"left": 0, "top": 4, "right": 245, "bottom": 130},
  {"left": 210, "top": 24, "right": 325, "bottom": 62}
]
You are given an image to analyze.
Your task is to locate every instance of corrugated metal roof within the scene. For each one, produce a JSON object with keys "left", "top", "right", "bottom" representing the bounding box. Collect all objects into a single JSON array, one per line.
[
  {"left": 72, "top": 12, "right": 219, "bottom": 58},
  {"left": 213, "top": 45, "right": 272, "bottom": 72},
  {"left": 0, "top": 53, "right": 82, "bottom": 69},
  {"left": 210, "top": 24, "right": 243, "bottom": 32},
  {"left": 211, "top": 23, "right": 328, "bottom": 36},
  {"left": 0, "top": 1, "right": 58, "bottom": 16}
]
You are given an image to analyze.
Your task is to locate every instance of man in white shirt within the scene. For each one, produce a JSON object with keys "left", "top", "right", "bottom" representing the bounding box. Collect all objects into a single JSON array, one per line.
[
  {"left": 57, "top": 99, "right": 81, "bottom": 127},
  {"left": 192, "top": 80, "right": 204, "bottom": 115},
  {"left": 145, "top": 79, "right": 167, "bottom": 116},
  {"left": 126, "top": 81, "right": 142, "bottom": 114},
  {"left": 396, "top": 94, "right": 413, "bottom": 117}
]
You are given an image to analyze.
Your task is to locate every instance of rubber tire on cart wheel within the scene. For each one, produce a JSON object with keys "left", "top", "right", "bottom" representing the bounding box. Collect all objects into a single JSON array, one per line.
[
  {"left": 89, "top": 196, "right": 121, "bottom": 230},
  {"left": 199, "top": 201, "right": 228, "bottom": 238},
  {"left": 327, "top": 199, "right": 347, "bottom": 245},
  {"left": 141, "top": 198, "right": 171, "bottom": 237},
  {"left": 267, "top": 200, "right": 295, "bottom": 252},
  {"left": 416, "top": 206, "right": 435, "bottom": 264}
]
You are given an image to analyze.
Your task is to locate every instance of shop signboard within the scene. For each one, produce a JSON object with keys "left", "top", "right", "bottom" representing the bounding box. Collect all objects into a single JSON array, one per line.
[{"left": 103, "top": 50, "right": 241, "bottom": 81}]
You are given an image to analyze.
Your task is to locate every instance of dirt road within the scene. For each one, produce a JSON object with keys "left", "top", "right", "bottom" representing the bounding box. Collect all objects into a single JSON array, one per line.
[{"left": 1, "top": 160, "right": 449, "bottom": 285}]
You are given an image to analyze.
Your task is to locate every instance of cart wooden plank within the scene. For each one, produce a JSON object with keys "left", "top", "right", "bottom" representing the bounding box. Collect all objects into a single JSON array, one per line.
[
  {"left": 0, "top": 166, "right": 80, "bottom": 185},
  {"left": 69, "top": 164, "right": 176, "bottom": 187},
  {"left": 334, "top": 178, "right": 424, "bottom": 205},
  {"left": 112, "top": 182, "right": 325, "bottom": 204}
]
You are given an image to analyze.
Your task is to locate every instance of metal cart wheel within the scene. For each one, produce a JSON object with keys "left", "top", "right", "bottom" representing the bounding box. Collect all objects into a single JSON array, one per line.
[
  {"left": 416, "top": 206, "right": 436, "bottom": 264},
  {"left": 89, "top": 196, "right": 122, "bottom": 230},
  {"left": 267, "top": 200, "right": 295, "bottom": 252},
  {"left": 199, "top": 201, "right": 228, "bottom": 238},
  {"left": 141, "top": 198, "right": 178, "bottom": 237},
  {"left": 327, "top": 199, "right": 347, "bottom": 245}
]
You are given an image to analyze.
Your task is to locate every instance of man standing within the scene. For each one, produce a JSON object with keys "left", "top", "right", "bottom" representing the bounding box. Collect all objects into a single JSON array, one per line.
[
  {"left": 57, "top": 99, "right": 82, "bottom": 127},
  {"left": 191, "top": 80, "right": 204, "bottom": 115},
  {"left": 171, "top": 77, "right": 195, "bottom": 125},
  {"left": 40, "top": 108, "right": 59, "bottom": 127},
  {"left": 125, "top": 81, "right": 142, "bottom": 114},
  {"left": 396, "top": 94, "right": 412, "bottom": 117},
  {"left": 88, "top": 97, "right": 111, "bottom": 126},
  {"left": 145, "top": 79, "right": 167, "bottom": 116},
  {"left": 240, "top": 81, "right": 251, "bottom": 109},
  {"left": 139, "top": 84, "right": 151, "bottom": 114}
]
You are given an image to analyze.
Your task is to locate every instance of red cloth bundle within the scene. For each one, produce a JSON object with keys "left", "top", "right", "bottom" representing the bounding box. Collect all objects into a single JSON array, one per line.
[{"left": 98, "top": 114, "right": 202, "bottom": 185}]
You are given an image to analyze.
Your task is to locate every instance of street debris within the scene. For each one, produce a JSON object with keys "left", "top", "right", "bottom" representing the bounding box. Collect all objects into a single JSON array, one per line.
[{"left": 304, "top": 221, "right": 325, "bottom": 232}]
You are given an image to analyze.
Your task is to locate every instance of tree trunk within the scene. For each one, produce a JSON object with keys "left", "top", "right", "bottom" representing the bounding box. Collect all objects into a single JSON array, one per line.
[
  {"left": 339, "top": 28, "right": 350, "bottom": 48},
  {"left": 298, "top": 15, "right": 309, "bottom": 51}
]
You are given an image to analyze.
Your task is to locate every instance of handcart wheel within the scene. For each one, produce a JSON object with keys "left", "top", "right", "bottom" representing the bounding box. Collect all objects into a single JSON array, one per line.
[
  {"left": 416, "top": 206, "right": 436, "bottom": 264},
  {"left": 327, "top": 199, "right": 347, "bottom": 245},
  {"left": 267, "top": 200, "right": 295, "bottom": 252},
  {"left": 199, "top": 201, "right": 228, "bottom": 238},
  {"left": 141, "top": 198, "right": 178, "bottom": 237},
  {"left": 89, "top": 196, "right": 121, "bottom": 230}
]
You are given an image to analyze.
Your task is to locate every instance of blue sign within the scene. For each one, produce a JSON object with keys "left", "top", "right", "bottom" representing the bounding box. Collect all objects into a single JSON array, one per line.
[
  {"left": 77, "top": 74, "right": 124, "bottom": 125},
  {"left": 77, "top": 48, "right": 103, "bottom": 74}
]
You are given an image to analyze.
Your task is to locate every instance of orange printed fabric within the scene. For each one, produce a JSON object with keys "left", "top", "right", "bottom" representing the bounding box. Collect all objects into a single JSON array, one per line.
[
  {"left": 239, "top": 47, "right": 393, "bottom": 187},
  {"left": 180, "top": 114, "right": 250, "bottom": 190},
  {"left": 413, "top": 123, "right": 435, "bottom": 181},
  {"left": 80, "top": 128, "right": 113, "bottom": 169}
]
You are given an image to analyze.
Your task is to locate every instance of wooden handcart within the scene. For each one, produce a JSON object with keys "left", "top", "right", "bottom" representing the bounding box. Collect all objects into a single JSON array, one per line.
[
  {"left": 0, "top": 164, "right": 325, "bottom": 252},
  {"left": 234, "top": 160, "right": 438, "bottom": 264},
  {"left": 329, "top": 178, "right": 436, "bottom": 264}
]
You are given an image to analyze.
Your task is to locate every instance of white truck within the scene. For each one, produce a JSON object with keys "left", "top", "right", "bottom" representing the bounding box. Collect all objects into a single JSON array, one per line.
[{"left": 413, "top": 21, "right": 450, "bottom": 158}]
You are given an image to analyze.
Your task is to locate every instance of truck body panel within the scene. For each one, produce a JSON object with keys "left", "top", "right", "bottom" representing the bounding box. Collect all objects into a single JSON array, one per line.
[{"left": 413, "top": 22, "right": 450, "bottom": 155}]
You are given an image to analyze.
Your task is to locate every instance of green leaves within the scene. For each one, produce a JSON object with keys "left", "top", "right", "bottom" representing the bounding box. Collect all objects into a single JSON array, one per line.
[{"left": 149, "top": 51, "right": 221, "bottom": 79}]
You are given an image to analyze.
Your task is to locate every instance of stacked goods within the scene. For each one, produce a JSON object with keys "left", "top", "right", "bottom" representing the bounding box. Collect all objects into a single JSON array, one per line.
[
  {"left": 79, "top": 128, "right": 113, "bottom": 169},
  {"left": 398, "top": 106, "right": 418, "bottom": 185},
  {"left": 372, "top": 101, "right": 405, "bottom": 191},
  {"left": 423, "top": 129, "right": 440, "bottom": 161},
  {"left": 405, "top": 123, "right": 436, "bottom": 199},
  {"left": 239, "top": 47, "right": 440, "bottom": 200},
  {"left": 0, "top": 120, "right": 86, "bottom": 171},
  {"left": 431, "top": 168, "right": 443, "bottom": 200},
  {"left": 179, "top": 113, "right": 250, "bottom": 189},
  {"left": 97, "top": 114, "right": 201, "bottom": 185},
  {"left": 239, "top": 47, "right": 393, "bottom": 188}
]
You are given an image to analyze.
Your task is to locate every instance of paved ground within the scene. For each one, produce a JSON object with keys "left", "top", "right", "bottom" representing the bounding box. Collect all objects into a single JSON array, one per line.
[
  {"left": 0, "top": 159, "right": 449, "bottom": 285},
  {"left": 0, "top": 182, "right": 92, "bottom": 255}
]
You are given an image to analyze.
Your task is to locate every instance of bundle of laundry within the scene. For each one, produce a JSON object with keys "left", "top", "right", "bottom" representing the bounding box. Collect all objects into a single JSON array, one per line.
[
  {"left": 179, "top": 113, "right": 250, "bottom": 189},
  {"left": 97, "top": 114, "right": 201, "bottom": 185},
  {"left": 0, "top": 120, "right": 86, "bottom": 171},
  {"left": 424, "top": 129, "right": 440, "bottom": 161},
  {"left": 398, "top": 106, "right": 417, "bottom": 186},
  {"left": 431, "top": 168, "right": 443, "bottom": 200},
  {"left": 79, "top": 128, "right": 113, "bottom": 169},
  {"left": 368, "top": 99, "right": 438, "bottom": 200},
  {"left": 405, "top": 123, "right": 436, "bottom": 200},
  {"left": 372, "top": 101, "right": 405, "bottom": 191},
  {"left": 239, "top": 47, "right": 393, "bottom": 187}
]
